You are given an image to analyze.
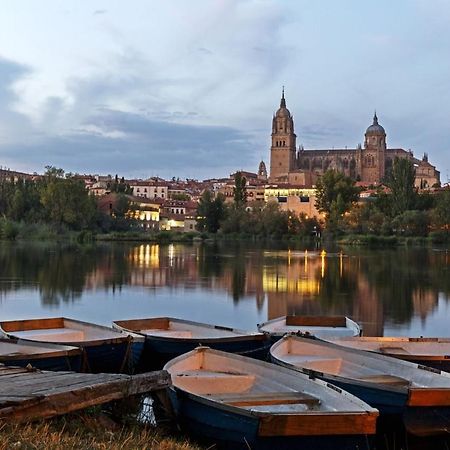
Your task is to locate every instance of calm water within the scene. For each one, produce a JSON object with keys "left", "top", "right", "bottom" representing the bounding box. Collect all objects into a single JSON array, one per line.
[
  {"left": 1, "top": 241, "right": 450, "bottom": 449},
  {"left": 0, "top": 241, "right": 449, "bottom": 339}
]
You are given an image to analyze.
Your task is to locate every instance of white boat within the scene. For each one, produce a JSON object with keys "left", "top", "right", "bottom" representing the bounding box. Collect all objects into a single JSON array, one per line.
[
  {"left": 326, "top": 336, "right": 450, "bottom": 372},
  {"left": 164, "top": 347, "right": 378, "bottom": 448},
  {"left": 270, "top": 335, "right": 450, "bottom": 436},
  {"left": 258, "top": 315, "right": 361, "bottom": 340}
]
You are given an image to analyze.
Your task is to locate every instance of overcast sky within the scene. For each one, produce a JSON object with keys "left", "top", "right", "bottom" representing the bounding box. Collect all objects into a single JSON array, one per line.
[{"left": 0, "top": 0, "right": 449, "bottom": 181}]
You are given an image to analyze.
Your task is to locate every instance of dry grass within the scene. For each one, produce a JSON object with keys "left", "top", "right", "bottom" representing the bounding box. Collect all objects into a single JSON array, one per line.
[{"left": 0, "top": 412, "right": 202, "bottom": 450}]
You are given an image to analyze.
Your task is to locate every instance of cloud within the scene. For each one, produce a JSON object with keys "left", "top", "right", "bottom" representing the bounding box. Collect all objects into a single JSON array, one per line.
[{"left": 93, "top": 9, "right": 107, "bottom": 15}]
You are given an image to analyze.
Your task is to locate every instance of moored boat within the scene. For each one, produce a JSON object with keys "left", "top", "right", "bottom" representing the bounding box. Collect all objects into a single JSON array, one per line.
[
  {"left": 0, "top": 338, "right": 82, "bottom": 371},
  {"left": 258, "top": 315, "right": 361, "bottom": 341},
  {"left": 326, "top": 336, "right": 450, "bottom": 372},
  {"left": 113, "top": 317, "right": 271, "bottom": 369},
  {"left": 0, "top": 318, "right": 144, "bottom": 374},
  {"left": 164, "top": 347, "right": 378, "bottom": 449},
  {"left": 270, "top": 335, "right": 450, "bottom": 436}
]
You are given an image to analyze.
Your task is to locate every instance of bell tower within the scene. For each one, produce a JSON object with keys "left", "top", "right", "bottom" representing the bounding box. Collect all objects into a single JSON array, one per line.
[
  {"left": 363, "top": 112, "right": 386, "bottom": 183},
  {"left": 269, "top": 88, "right": 297, "bottom": 181}
]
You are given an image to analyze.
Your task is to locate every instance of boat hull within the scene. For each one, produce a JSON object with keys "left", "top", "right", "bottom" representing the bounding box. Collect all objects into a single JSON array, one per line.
[
  {"left": 140, "top": 336, "right": 270, "bottom": 370},
  {"left": 1, "top": 353, "right": 82, "bottom": 372},
  {"left": 168, "top": 388, "right": 372, "bottom": 450}
]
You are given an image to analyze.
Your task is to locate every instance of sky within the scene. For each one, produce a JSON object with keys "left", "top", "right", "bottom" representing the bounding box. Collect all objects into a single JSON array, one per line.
[{"left": 0, "top": 0, "right": 449, "bottom": 181}]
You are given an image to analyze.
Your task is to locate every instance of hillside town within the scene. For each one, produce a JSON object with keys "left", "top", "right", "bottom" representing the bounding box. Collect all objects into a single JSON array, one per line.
[{"left": 0, "top": 92, "right": 446, "bottom": 236}]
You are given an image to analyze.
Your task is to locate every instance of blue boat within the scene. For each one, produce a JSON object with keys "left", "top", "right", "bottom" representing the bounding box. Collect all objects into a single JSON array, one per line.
[
  {"left": 0, "top": 338, "right": 82, "bottom": 371},
  {"left": 113, "top": 317, "right": 271, "bottom": 370},
  {"left": 164, "top": 347, "right": 378, "bottom": 449},
  {"left": 270, "top": 335, "right": 450, "bottom": 436},
  {"left": 0, "top": 318, "right": 144, "bottom": 374}
]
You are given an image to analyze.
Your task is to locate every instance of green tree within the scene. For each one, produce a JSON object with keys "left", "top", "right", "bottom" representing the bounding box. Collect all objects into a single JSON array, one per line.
[
  {"left": 233, "top": 172, "right": 247, "bottom": 207},
  {"left": 389, "top": 157, "right": 416, "bottom": 216},
  {"left": 432, "top": 190, "right": 450, "bottom": 231},
  {"left": 196, "top": 190, "right": 226, "bottom": 233},
  {"left": 314, "top": 170, "right": 360, "bottom": 220}
]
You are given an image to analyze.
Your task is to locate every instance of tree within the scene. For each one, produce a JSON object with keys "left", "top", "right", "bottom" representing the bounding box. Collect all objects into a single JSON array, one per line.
[
  {"left": 233, "top": 172, "right": 247, "bottom": 207},
  {"left": 314, "top": 170, "right": 360, "bottom": 220},
  {"left": 389, "top": 157, "right": 416, "bottom": 216},
  {"left": 196, "top": 190, "right": 226, "bottom": 233},
  {"left": 432, "top": 190, "right": 450, "bottom": 231}
]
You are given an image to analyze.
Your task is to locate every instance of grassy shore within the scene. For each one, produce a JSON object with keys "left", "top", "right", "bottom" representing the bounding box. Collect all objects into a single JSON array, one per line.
[{"left": 0, "top": 412, "right": 201, "bottom": 450}]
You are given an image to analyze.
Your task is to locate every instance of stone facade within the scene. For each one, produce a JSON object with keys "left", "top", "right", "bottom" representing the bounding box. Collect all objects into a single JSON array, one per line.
[{"left": 269, "top": 92, "right": 440, "bottom": 187}]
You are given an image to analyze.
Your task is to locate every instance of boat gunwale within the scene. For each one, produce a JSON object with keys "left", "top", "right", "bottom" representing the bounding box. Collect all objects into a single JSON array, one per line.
[
  {"left": 0, "top": 338, "right": 82, "bottom": 360},
  {"left": 113, "top": 317, "right": 268, "bottom": 343}
]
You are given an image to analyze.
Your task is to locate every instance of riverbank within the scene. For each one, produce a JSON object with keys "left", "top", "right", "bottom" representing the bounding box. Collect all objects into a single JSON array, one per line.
[{"left": 0, "top": 411, "right": 200, "bottom": 450}]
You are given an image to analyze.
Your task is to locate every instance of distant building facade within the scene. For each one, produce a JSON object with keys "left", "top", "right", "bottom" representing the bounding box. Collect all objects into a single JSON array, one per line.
[{"left": 269, "top": 90, "right": 440, "bottom": 188}]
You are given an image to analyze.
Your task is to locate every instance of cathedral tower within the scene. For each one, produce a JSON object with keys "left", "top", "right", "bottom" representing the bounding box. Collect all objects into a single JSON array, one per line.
[
  {"left": 269, "top": 88, "right": 297, "bottom": 181},
  {"left": 362, "top": 112, "right": 386, "bottom": 183}
]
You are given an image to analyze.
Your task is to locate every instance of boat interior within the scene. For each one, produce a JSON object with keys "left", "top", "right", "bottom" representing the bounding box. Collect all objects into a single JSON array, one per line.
[
  {"left": 114, "top": 318, "right": 257, "bottom": 339},
  {"left": 260, "top": 316, "right": 358, "bottom": 338},
  {"left": 0, "top": 318, "right": 126, "bottom": 343},
  {"left": 166, "top": 348, "right": 373, "bottom": 414},
  {"left": 329, "top": 337, "right": 450, "bottom": 357},
  {"left": 0, "top": 339, "right": 79, "bottom": 357},
  {"left": 271, "top": 337, "right": 450, "bottom": 389}
]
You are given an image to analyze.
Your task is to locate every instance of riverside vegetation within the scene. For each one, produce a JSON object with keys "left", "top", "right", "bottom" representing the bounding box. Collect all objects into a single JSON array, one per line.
[{"left": 0, "top": 159, "right": 449, "bottom": 245}]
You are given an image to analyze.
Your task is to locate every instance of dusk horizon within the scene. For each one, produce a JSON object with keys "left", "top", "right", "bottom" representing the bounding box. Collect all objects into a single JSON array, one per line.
[{"left": 0, "top": 1, "right": 449, "bottom": 181}]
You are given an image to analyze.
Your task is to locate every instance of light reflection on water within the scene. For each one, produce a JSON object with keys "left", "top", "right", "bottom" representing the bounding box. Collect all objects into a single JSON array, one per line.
[{"left": 0, "top": 242, "right": 449, "bottom": 339}]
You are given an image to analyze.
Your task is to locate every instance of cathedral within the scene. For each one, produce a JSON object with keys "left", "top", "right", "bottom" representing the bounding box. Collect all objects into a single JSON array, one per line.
[{"left": 269, "top": 90, "right": 440, "bottom": 188}]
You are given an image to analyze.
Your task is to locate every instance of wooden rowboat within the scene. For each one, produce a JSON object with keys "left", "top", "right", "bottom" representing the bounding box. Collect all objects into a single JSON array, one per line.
[
  {"left": 113, "top": 317, "right": 271, "bottom": 370},
  {"left": 164, "top": 347, "right": 378, "bottom": 449},
  {"left": 327, "top": 336, "right": 450, "bottom": 372},
  {"left": 0, "top": 338, "right": 82, "bottom": 371},
  {"left": 0, "top": 318, "right": 144, "bottom": 374},
  {"left": 270, "top": 335, "right": 450, "bottom": 436},
  {"left": 258, "top": 315, "right": 361, "bottom": 340}
]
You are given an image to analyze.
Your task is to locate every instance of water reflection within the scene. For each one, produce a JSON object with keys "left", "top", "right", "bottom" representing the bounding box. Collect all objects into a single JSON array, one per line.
[{"left": 0, "top": 242, "right": 449, "bottom": 337}]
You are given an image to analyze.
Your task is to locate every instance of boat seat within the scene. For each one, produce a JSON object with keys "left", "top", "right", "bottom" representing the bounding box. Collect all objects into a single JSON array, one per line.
[
  {"left": 357, "top": 374, "right": 411, "bottom": 386},
  {"left": 379, "top": 346, "right": 409, "bottom": 355},
  {"left": 211, "top": 391, "right": 321, "bottom": 407},
  {"left": 142, "top": 330, "right": 193, "bottom": 338},
  {"left": 13, "top": 328, "right": 85, "bottom": 343},
  {"left": 285, "top": 355, "right": 343, "bottom": 375},
  {"left": 173, "top": 370, "right": 256, "bottom": 394}
]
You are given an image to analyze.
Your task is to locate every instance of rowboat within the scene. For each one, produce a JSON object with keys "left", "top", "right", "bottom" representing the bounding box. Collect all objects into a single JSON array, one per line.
[
  {"left": 258, "top": 315, "right": 361, "bottom": 340},
  {"left": 270, "top": 335, "right": 450, "bottom": 436},
  {"left": 164, "top": 347, "right": 378, "bottom": 449},
  {"left": 113, "top": 317, "right": 271, "bottom": 370},
  {"left": 327, "top": 336, "right": 450, "bottom": 372},
  {"left": 0, "top": 318, "right": 144, "bottom": 374},
  {"left": 0, "top": 338, "right": 82, "bottom": 371}
]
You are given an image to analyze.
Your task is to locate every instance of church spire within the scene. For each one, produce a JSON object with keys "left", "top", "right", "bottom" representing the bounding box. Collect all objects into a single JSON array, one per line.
[
  {"left": 280, "top": 86, "right": 286, "bottom": 108},
  {"left": 373, "top": 110, "right": 378, "bottom": 124}
]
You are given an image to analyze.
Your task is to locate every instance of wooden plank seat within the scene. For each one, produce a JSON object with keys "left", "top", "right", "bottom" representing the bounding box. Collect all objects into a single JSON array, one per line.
[
  {"left": 211, "top": 391, "right": 321, "bottom": 407},
  {"left": 357, "top": 374, "right": 411, "bottom": 386},
  {"left": 173, "top": 370, "right": 256, "bottom": 394},
  {"left": 13, "top": 328, "right": 85, "bottom": 342},
  {"left": 379, "top": 346, "right": 410, "bottom": 355}
]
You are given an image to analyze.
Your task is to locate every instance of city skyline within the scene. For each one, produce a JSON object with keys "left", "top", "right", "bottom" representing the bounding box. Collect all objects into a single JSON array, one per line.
[{"left": 0, "top": 1, "right": 449, "bottom": 181}]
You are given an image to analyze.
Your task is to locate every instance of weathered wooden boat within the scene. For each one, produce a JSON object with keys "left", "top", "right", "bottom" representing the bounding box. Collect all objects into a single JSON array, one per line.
[
  {"left": 327, "top": 336, "right": 450, "bottom": 372},
  {"left": 164, "top": 347, "right": 378, "bottom": 449},
  {"left": 270, "top": 335, "right": 450, "bottom": 436},
  {"left": 0, "top": 318, "right": 144, "bottom": 374},
  {"left": 113, "top": 317, "right": 271, "bottom": 369},
  {"left": 258, "top": 315, "right": 361, "bottom": 341},
  {"left": 0, "top": 338, "right": 82, "bottom": 371}
]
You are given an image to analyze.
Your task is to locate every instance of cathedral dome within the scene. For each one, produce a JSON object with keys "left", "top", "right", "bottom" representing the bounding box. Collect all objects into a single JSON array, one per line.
[{"left": 366, "top": 112, "right": 385, "bottom": 135}]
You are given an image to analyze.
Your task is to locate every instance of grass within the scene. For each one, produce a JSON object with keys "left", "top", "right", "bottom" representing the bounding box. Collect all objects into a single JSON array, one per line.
[{"left": 0, "top": 412, "right": 201, "bottom": 450}]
